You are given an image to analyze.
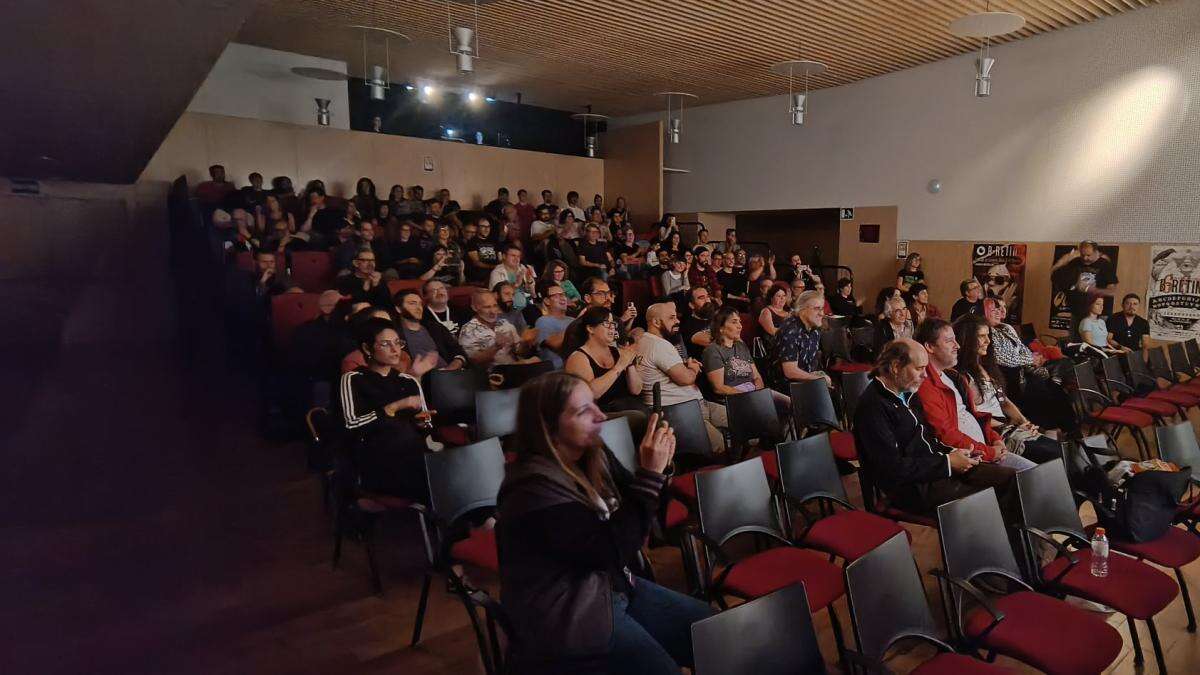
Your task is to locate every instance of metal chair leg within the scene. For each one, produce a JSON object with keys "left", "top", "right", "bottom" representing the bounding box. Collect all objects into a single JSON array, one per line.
[
  {"left": 1147, "top": 617, "right": 1167, "bottom": 674},
  {"left": 364, "top": 518, "right": 383, "bottom": 595},
  {"left": 1127, "top": 615, "right": 1144, "bottom": 665},
  {"left": 459, "top": 592, "right": 495, "bottom": 675},
  {"left": 1177, "top": 567, "right": 1197, "bottom": 633},
  {"left": 411, "top": 572, "right": 433, "bottom": 645},
  {"left": 828, "top": 605, "right": 846, "bottom": 663}
]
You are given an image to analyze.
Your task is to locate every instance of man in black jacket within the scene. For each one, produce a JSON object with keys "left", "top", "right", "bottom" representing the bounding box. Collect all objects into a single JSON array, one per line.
[{"left": 854, "top": 338, "right": 1018, "bottom": 518}]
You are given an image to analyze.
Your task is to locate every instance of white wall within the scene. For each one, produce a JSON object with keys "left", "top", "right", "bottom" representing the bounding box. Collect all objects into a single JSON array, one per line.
[
  {"left": 614, "top": 2, "right": 1200, "bottom": 243},
  {"left": 186, "top": 43, "right": 350, "bottom": 130}
]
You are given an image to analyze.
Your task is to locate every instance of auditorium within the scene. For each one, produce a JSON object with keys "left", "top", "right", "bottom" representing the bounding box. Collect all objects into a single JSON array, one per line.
[{"left": 7, "top": 1, "right": 1200, "bottom": 673}]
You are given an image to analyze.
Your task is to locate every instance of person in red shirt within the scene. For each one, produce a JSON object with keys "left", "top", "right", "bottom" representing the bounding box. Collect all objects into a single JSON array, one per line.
[
  {"left": 196, "top": 164, "right": 236, "bottom": 207},
  {"left": 514, "top": 188, "right": 535, "bottom": 234},
  {"left": 914, "top": 318, "right": 1035, "bottom": 471},
  {"left": 686, "top": 246, "right": 721, "bottom": 296}
]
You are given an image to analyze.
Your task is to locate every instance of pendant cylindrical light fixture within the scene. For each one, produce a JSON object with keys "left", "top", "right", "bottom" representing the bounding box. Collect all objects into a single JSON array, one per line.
[
  {"left": 948, "top": 10, "right": 1025, "bottom": 99},
  {"left": 350, "top": 26, "right": 410, "bottom": 101},
  {"left": 769, "top": 58, "right": 827, "bottom": 127},
  {"left": 571, "top": 112, "right": 610, "bottom": 158},
  {"left": 654, "top": 92, "right": 698, "bottom": 145},
  {"left": 453, "top": 26, "right": 475, "bottom": 73},
  {"left": 315, "top": 98, "right": 331, "bottom": 126}
]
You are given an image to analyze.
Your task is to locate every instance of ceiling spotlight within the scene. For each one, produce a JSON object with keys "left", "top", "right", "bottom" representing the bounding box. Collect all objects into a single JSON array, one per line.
[
  {"left": 484, "top": 96, "right": 496, "bottom": 103},
  {"left": 467, "top": 91, "right": 480, "bottom": 103},
  {"left": 445, "top": 128, "right": 457, "bottom": 137},
  {"left": 655, "top": 92, "right": 698, "bottom": 145},
  {"left": 948, "top": 7, "right": 1025, "bottom": 98},
  {"left": 423, "top": 85, "right": 435, "bottom": 96},
  {"left": 769, "top": 45, "right": 828, "bottom": 127},
  {"left": 404, "top": 84, "right": 415, "bottom": 91}
]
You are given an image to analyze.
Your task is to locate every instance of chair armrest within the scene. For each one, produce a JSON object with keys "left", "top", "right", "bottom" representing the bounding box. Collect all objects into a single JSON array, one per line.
[
  {"left": 930, "top": 569, "right": 1006, "bottom": 642},
  {"left": 1103, "top": 378, "right": 1134, "bottom": 395},
  {"left": 1075, "top": 387, "right": 1116, "bottom": 407},
  {"left": 1022, "top": 526, "right": 1081, "bottom": 585},
  {"left": 842, "top": 649, "right": 890, "bottom": 674},
  {"left": 786, "top": 493, "right": 856, "bottom": 542}
]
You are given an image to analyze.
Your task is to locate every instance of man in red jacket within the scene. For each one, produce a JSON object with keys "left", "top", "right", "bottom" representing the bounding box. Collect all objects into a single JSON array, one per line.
[{"left": 915, "top": 318, "right": 1036, "bottom": 472}]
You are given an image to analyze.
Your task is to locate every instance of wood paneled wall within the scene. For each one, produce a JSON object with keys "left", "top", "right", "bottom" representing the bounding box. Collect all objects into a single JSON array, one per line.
[
  {"left": 601, "top": 122, "right": 662, "bottom": 229},
  {"left": 837, "top": 206, "right": 899, "bottom": 309},
  {"left": 909, "top": 240, "right": 1156, "bottom": 338},
  {"left": 140, "top": 112, "right": 604, "bottom": 214}
]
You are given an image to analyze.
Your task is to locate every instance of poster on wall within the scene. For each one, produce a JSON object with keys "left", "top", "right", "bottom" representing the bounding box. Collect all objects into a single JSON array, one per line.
[
  {"left": 1146, "top": 245, "right": 1200, "bottom": 341},
  {"left": 1048, "top": 244, "right": 1121, "bottom": 331},
  {"left": 971, "top": 242, "right": 1027, "bottom": 323}
]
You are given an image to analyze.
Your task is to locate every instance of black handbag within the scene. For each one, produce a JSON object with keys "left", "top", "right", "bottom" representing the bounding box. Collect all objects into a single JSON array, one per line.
[{"left": 1086, "top": 465, "right": 1191, "bottom": 542}]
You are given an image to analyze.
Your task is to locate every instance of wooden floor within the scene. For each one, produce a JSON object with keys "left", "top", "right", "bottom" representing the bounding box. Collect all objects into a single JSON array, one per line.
[{"left": 5, "top": 342, "right": 1199, "bottom": 674}]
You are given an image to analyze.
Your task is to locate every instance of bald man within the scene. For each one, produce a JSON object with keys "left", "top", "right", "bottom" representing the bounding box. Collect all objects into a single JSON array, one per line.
[
  {"left": 854, "top": 338, "right": 1018, "bottom": 521},
  {"left": 637, "top": 302, "right": 726, "bottom": 452}
]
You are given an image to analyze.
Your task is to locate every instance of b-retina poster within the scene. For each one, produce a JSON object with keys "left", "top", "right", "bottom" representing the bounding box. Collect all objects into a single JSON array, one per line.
[
  {"left": 1048, "top": 244, "right": 1120, "bottom": 331},
  {"left": 1146, "top": 245, "right": 1200, "bottom": 341},
  {"left": 971, "top": 243, "right": 1027, "bottom": 323}
]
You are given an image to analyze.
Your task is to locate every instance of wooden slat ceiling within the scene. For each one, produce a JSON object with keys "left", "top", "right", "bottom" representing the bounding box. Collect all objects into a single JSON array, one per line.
[{"left": 237, "top": 0, "right": 1164, "bottom": 116}]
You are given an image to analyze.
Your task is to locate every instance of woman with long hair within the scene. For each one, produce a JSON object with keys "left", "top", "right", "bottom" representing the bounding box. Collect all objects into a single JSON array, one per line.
[
  {"left": 564, "top": 307, "right": 646, "bottom": 432},
  {"left": 952, "top": 316, "right": 1061, "bottom": 463},
  {"left": 354, "top": 177, "right": 379, "bottom": 221},
  {"left": 896, "top": 252, "right": 924, "bottom": 292},
  {"left": 496, "top": 372, "right": 711, "bottom": 674},
  {"left": 1080, "top": 295, "right": 1128, "bottom": 354}
]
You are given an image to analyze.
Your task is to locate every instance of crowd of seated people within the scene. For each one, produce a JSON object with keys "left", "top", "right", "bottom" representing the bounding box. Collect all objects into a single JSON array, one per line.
[{"left": 194, "top": 165, "right": 1189, "bottom": 671}]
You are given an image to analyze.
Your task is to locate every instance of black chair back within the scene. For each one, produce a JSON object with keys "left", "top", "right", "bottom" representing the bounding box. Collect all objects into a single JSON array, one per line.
[
  {"left": 1100, "top": 356, "right": 1130, "bottom": 392},
  {"left": 662, "top": 399, "right": 715, "bottom": 459},
  {"left": 1070, "top": 361, "right": 1109, "bottom": 416},
  {"left": 691, "top": 582, "right": 826, "bottom": 675},
  {"left": 937, "top": 489, "right": 1024, "bottom": 584},
  {"left": 846, "top": 533, "right": 947, "bottom": 661},
  {"left": 790, "top": 379, "right": 841, "bottom": 431},
  {"left": 1156, "top": 421, "right": 1200, "bottom": 483},
  {"left": 1014, "top": 459, "right": 1087, "bottom": 541},
  {"left": 726, "top": 388, "right": 783, "bottom": 453},
  {"left": 492, "top": 360, "right": 555, "bottom": 389},
  {"left": 423, "top": 437, "right": 505, "bottom": 529},
  {"left": 821, "top": 318, "right": 851, "bottom": 361},
  {"left": 1125, "top": 349, "right": 1155, "bottom": 384},
  {"left": 1187, "top": 338, "right": 1200, "bottom": 368},
  {"left": 777, "top": 433, "right": 848, "bottom": 504},
  {"left": 428, "top": 369, "right": 484, "bottom": 423},
  {"left": 695, "top": 457, "right": 780, "bottom": 546},
  {"left": 1148, "top": 346, "right": 1174, "bottom": 381},
  {"left": 599, "top": 416, "right": 638, "bottom": 473},
  {"left": 475, "top": 388, "right": 521, "bottom": 440},
  {"left": 841, "top": 371, "right": 870, "bottom": 426},
  {"left": 1168, "top": 341, "right": 1196, "bottom": 377},
  {"left": 1019, "top": 323, "right": 1038, "bottom": 344}
]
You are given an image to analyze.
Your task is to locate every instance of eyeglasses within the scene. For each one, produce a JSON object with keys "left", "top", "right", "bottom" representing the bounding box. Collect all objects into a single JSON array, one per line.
[
  {"left": 590, "top": 290, "right": 613, "bottom": 297},
  {"left": 600, "top": 321, "right": 618, "bottom": 329},
  {"left": 546, "top": 292, "right": 566, "bottom": 300},
  {"left": 375, "top": 339, "right": 404, "bottom": 349}
]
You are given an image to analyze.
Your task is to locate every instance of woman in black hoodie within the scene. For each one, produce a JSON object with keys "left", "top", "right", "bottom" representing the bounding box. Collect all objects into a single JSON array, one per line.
[{"left": 497, "top": 372, "right": 713, "bottom": 674}]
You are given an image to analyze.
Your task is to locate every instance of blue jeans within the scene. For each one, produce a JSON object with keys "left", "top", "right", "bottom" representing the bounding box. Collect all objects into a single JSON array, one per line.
[{"left": 607, "top": 578, "right": 715, "bottom": 674}]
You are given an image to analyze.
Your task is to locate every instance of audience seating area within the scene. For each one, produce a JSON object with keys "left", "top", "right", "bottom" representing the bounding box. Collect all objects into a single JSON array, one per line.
[{"left": 172, "top": 170, "right": 1200, "bottom": 674}]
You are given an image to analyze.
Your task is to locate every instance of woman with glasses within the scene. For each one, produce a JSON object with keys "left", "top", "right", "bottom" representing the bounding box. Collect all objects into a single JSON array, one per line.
[
  {"left": 895, "top": 252, "right": 924, "bottom": 292},
  {"left": 337, "top": 317, "right": 439, "bottom": 502},
  {"left": 564, "top": 306, "right": 647, "bottom": 435}
]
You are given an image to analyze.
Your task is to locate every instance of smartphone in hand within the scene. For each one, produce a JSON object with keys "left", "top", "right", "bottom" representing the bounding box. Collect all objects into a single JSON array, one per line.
[{"left": 652, "top": 382, "right": 662, "bottom": 417}]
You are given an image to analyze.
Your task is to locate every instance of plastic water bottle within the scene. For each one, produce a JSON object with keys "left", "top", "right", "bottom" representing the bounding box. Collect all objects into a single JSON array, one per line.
[{"left": 1090, "top": 527, "right": 1109, "bottom": 577}]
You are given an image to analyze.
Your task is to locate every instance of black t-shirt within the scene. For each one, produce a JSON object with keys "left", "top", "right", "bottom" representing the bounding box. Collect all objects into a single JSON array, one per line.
[
  {"left": 312, "top": 208, "right": 347, "bottom": 239},
  {"left": 716, "top": 267, "right": 749, "bottom": 298},
  {"left": 1106, "top": 314, "right": 1150, "bottom": 351},
  {"left": 465, "top": 239, "right": 500, "bottom": 282},
  {"left": 576, "top": 240, "right": 610, "bottom": 267},
  {"left": 950, "top": 298, "right": 984, "bottom": 321},
  {"left": 1053, "top": 257, "right": 1118, "bottom": 314},
  {"left": 611, "top": 241, "right": 640, "bottom": 261},
  {"left": 898, "top": 269, "right": 924, "bottom": 288},
  {"left": 680, "top": 313, "right": 712, "bottom": 361}
]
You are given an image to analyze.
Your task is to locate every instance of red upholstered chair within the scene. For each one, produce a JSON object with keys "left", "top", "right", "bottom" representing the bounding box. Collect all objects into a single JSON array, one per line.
[
  {"left": 289, "top": 251, "right": 335, "bottom": 291},
  {"left": 1070, "top": 361, "right": 1157, "bottom": 460},
  {"left": 233, "top": 251, "right": 254, "bottom": 272},
  {"left": 737, "top": 312, "right": 758, "bottom": 344},
  {"left": 620, "top": 279, "right": 653, "bottom": 313},
  {"left": 270, "top": 292, "right": 322, "bottom": 349},
  {"left": 789, "top": 379, "right": 858, "bottom": 462},
  {"left": 1126, "top": 349, "right": 1200, "bottom": 403},
  {"left": 1015, "top": 460, "right": 1179, "bottom": 673},
  {"left": 412, "top": 437, "right": 505, "bottom": 669},
  {"left": 648, "top": 273, "right": 664, "bottom": 299},
  {"left": 1148, "top": 346, "right": 1200, "bottom": 394},
  {"left": 691, "top": 583, "right": 829, "bottom": 674},
  {"left": 386, "top": 278, "right": 423, "bottom": 298},
  {"left": 845, "top": 533, "right": 1016, "bottom": 675},
  {"left": 693, "top": 457, "right": 848, "bottom": 656},
  {"left": 777, "top": 434, "right": 906, "bottom": 564},
  {"left": 1100, "top": 356, "right": 1188, "bottom": 419},
  {"left": 1156, "top": 422, "right": 1200, "bottom": 542},
  {"left": 448, "top": 285, "right": 476, "bottom": 312},
  {"left": 935, "top": 489, "right": 1123, "bottom": 674}
]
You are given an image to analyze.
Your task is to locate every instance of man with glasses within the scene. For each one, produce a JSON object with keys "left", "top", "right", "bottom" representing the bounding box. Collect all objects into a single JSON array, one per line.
[
  {"left": 533, "top": 281, "right": 574, "bottom": 368},
  {"left": 336, "top": 245, "right": 391, "bottom": 306},
  {"left": 575, "top": 277, "right": 637, "bottom": 337},
  {"left": 950, "top": 278, "right": 984, "bottom": 321},
  {"left": 773, "top": 290, "right": 831, "bottom": 391}
]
